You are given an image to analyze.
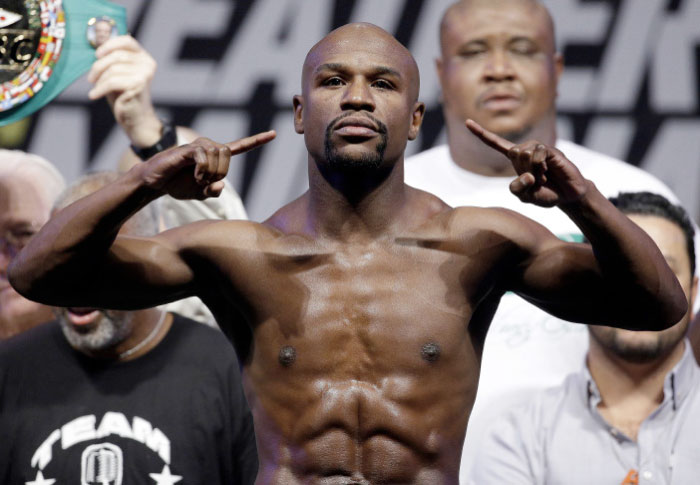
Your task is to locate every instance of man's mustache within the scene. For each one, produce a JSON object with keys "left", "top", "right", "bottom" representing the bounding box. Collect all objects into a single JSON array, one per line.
[{"left": 327, "top": 112, "right": 388, "bottom": 134}]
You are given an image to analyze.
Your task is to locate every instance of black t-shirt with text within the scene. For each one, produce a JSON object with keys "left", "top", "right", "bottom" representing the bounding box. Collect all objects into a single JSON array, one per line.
[{"left": 0, "top": 313, "right": 258, "bottom": 484}]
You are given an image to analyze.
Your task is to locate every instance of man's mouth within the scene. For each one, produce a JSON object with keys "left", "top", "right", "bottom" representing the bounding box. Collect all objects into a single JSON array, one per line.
[
  {"left": 333, "top": 116, "right": 380, "bottom": 139},
  {"left": 480, "top": 92, "right": 522, "bottom": 111},
  {"left": 66, "top": 307, "right": 101, "bottom": 326}
]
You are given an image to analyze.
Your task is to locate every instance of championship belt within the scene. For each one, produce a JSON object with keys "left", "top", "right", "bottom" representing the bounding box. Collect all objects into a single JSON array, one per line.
[{"left": 0, "top": 0, "right": 126, "bottom": 126}]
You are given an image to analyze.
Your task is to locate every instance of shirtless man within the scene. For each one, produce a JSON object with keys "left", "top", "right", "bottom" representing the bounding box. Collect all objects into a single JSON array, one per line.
[{"left": 9, "top": 24, "right": 686, "bottom": 484}]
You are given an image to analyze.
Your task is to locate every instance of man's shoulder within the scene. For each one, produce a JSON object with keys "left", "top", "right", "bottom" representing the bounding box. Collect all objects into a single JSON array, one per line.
[
  {"left": 405, "top": 144, "right": 451, "bottom": 165},
  {"left": 0, "top": 321, "right": 63, "bottom": 361},
  {"left": 170, "top": 218, "right": 278, "bottom": 252},
  {"left": 423, "top": 205, "right": 542, "bottom": 250},
  {"left": 448, "top": 205, "right": 547, "bottom": 234},
  {"left": 556, "top": 139, "right": 678, "bottom": 200},
  {"left": 0, "top": 322, "right": 70, "bottom": 382},
  {"left": 165, "top": 313, "right": 246, "bottom": 391},
  {"left": 555, "top": 139, "right": 623, "bottom": 167},
  {"left": 489, "top": 373, "right": 582, "bottom": 434},
  {"left": 405, "top": 144, "right": 454, "bottom": 172},
  {"left": 169, "top": 312, "right": 237, "bottom": 357},
  {"left": 448, "top": 205, "right": 525, "bottom": 224}
]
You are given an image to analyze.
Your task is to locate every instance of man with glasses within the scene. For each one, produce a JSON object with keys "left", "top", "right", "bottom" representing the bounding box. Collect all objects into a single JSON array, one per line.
[{"left": 0, "top": 150, "right": 65, "bottom": 338}]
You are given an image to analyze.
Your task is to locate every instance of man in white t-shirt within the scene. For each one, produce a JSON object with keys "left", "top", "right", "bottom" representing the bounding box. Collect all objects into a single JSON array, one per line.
[{"left": 403, "top": 0, "right": 699, "bottom": 479}]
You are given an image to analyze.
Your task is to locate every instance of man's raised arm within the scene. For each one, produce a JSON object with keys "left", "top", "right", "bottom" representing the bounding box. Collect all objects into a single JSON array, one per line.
[
  {"left": 8, "top": 132, "right": 274, "bottom": 309},
  {"left": 465, "top": 120, "right": 687, "bottom": 330}
]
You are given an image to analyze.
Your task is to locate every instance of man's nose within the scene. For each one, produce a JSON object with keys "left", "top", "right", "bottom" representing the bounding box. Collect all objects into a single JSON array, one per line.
[
  {"left": 483, "top": 50, "right": 516, "bottom": 82},
  {"left": 340, "top": 79, "right": 375, "bottom": 111}
]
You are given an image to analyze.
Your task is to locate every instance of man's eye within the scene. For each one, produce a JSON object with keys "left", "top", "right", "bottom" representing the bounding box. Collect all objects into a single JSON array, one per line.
[
  {"left": 372, "top": 79, "right": 393, "bottom": 90},
  {"left": 323, "top": 77, "right": 344, "bottom": 86},
  {"left": 458, "top": 47, "right": 486, "bottom": 57},
  {"left": 2, "top": 229, "right": 36, "bottom": 250},
  {"left": 510, "top": 42, "right": 537, "bottom": 56}
]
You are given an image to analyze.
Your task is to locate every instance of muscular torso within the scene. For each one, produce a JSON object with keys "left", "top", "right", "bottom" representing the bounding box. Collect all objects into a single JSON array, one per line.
[{"left": 196, "top": 197, "right": 518, "bottom": 484}]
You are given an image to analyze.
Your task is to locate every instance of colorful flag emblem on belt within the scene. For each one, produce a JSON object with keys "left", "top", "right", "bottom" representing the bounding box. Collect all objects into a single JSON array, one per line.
[{"left": 0, "top": 0, "right": 127, "bottom": 126}]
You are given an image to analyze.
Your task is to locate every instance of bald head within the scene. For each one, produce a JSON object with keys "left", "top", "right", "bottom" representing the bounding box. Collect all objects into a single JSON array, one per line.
[
  {"left": 294, "top": 22, "right": 426, "bottom": 172},
  {"left": 440, "top": 0, "right": 556, "bottom": 57},
  {"left": 302, "top": 23, "right": 421, "bottom": 102}
]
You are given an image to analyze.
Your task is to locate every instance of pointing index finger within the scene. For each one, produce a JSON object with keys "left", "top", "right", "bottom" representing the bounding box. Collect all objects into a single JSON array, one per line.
[
  {"left": 225, "top": 130, "right": 277, "bottom": 156},
  {"left": 465, "top": 119, "right": 514, "bottom": 156}
]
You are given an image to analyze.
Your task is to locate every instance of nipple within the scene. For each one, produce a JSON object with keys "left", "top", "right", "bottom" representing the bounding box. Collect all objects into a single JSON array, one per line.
[
  {"left": 421, "top": 342, "right": 441, "bottom": 362},
  {"left": 279, "top": 345, "right": 297, "bottom": 367}
]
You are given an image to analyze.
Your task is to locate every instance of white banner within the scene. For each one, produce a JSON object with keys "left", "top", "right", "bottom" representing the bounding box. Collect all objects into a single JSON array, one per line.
[{"left": 12, "top": 0, "right": 700, "bottom": 222}]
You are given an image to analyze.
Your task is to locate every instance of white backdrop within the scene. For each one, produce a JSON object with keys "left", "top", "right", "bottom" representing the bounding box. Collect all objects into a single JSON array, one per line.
[{"left": 13, "top": 0, "right": 700, "bottom": 223}]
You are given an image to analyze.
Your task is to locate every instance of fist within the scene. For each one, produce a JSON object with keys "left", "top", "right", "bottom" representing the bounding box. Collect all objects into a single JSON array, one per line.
[{"left": 466, "top": 119, "right": 588, "bottom": 207}]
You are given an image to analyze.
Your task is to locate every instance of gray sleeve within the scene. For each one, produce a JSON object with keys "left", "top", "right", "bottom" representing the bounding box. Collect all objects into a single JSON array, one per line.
[
  {"left": 159, "top": 178, "right": 247, "bottom": 227},
  {"left": 468, "top": 400, "right": 545, "bottom": 485}
]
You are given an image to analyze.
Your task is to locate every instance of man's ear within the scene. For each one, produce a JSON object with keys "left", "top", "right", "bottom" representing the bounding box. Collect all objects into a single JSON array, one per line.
[
  {"left": 293, "top": 95, "right": 304, "bottom": 134},
  {"left": 408, "top": 102, "right": 426, "bottom": 141}
]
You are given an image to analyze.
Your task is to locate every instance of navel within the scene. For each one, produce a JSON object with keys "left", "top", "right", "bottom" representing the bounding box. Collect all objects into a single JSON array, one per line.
[
  {"left": 278, "top": 345, "right": 297, "bottom": 367},
  {"left": 421, "top": 342, "right": 441, "bottom": 363}
]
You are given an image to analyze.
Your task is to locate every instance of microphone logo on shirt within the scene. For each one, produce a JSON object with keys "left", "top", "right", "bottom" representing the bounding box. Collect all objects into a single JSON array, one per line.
[{"left": 81, "top": 443, "right": 123, "bottom": 485}]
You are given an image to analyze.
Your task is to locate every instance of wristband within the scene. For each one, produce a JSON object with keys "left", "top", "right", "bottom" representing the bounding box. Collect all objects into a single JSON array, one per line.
[{"left": 130, "top": 121, "right": 177, "bottom": 161}]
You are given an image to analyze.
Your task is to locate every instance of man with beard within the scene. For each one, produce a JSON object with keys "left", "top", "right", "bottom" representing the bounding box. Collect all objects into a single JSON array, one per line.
[
  {"left": 0, "top": 172, "right": 258, "bottom": 484},
  {"left": 471, "top": 192, "right": 700, "bottom": 485},
  {"left": 9, "top": 24, "right": 688, "bottom": 483},
  {"left": 403, "top": 0, "right": 700, "bottom": 475},
  {"left": 0, "top": 150, "right": 65, "bottom": 339}
]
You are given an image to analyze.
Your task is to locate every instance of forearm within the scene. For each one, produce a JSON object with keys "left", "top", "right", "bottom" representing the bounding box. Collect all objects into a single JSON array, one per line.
[
  {"left": 559, "top": 181, "right": 687, "bottom": 328},
  {"left": 123, "top": 109, "right": 162, "bottom": 148},
  {"left": 8, "top": 165, "right": 161, "bottom": 300}
]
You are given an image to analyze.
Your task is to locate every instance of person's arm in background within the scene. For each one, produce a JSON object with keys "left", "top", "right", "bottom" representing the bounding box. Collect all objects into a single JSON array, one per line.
[
  {"left": 87, "top": 35, "right": 247, "bottom": 221},
  {"left": 86, "top": 36, "right": 248, "bottom": 327}
]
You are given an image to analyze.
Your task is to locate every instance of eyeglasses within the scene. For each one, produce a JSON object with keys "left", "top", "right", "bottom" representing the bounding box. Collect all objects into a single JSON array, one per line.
[{"left": 0, "top": 227, "right": 40, "bottom": 258}]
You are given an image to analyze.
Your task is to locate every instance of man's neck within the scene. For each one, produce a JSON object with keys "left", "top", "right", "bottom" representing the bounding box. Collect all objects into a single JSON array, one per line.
[
  {"left": 587, "top": 339, "right": 686, "bottom": 441},
  {"left": 444, "top": 116, "right": 557, "bottom": 177},
  {"left": 306, "top": 158, "right": 411, "bottom": 241},
  {"left": 82, "top": 309, "right": 172, "bottom": 362}
]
